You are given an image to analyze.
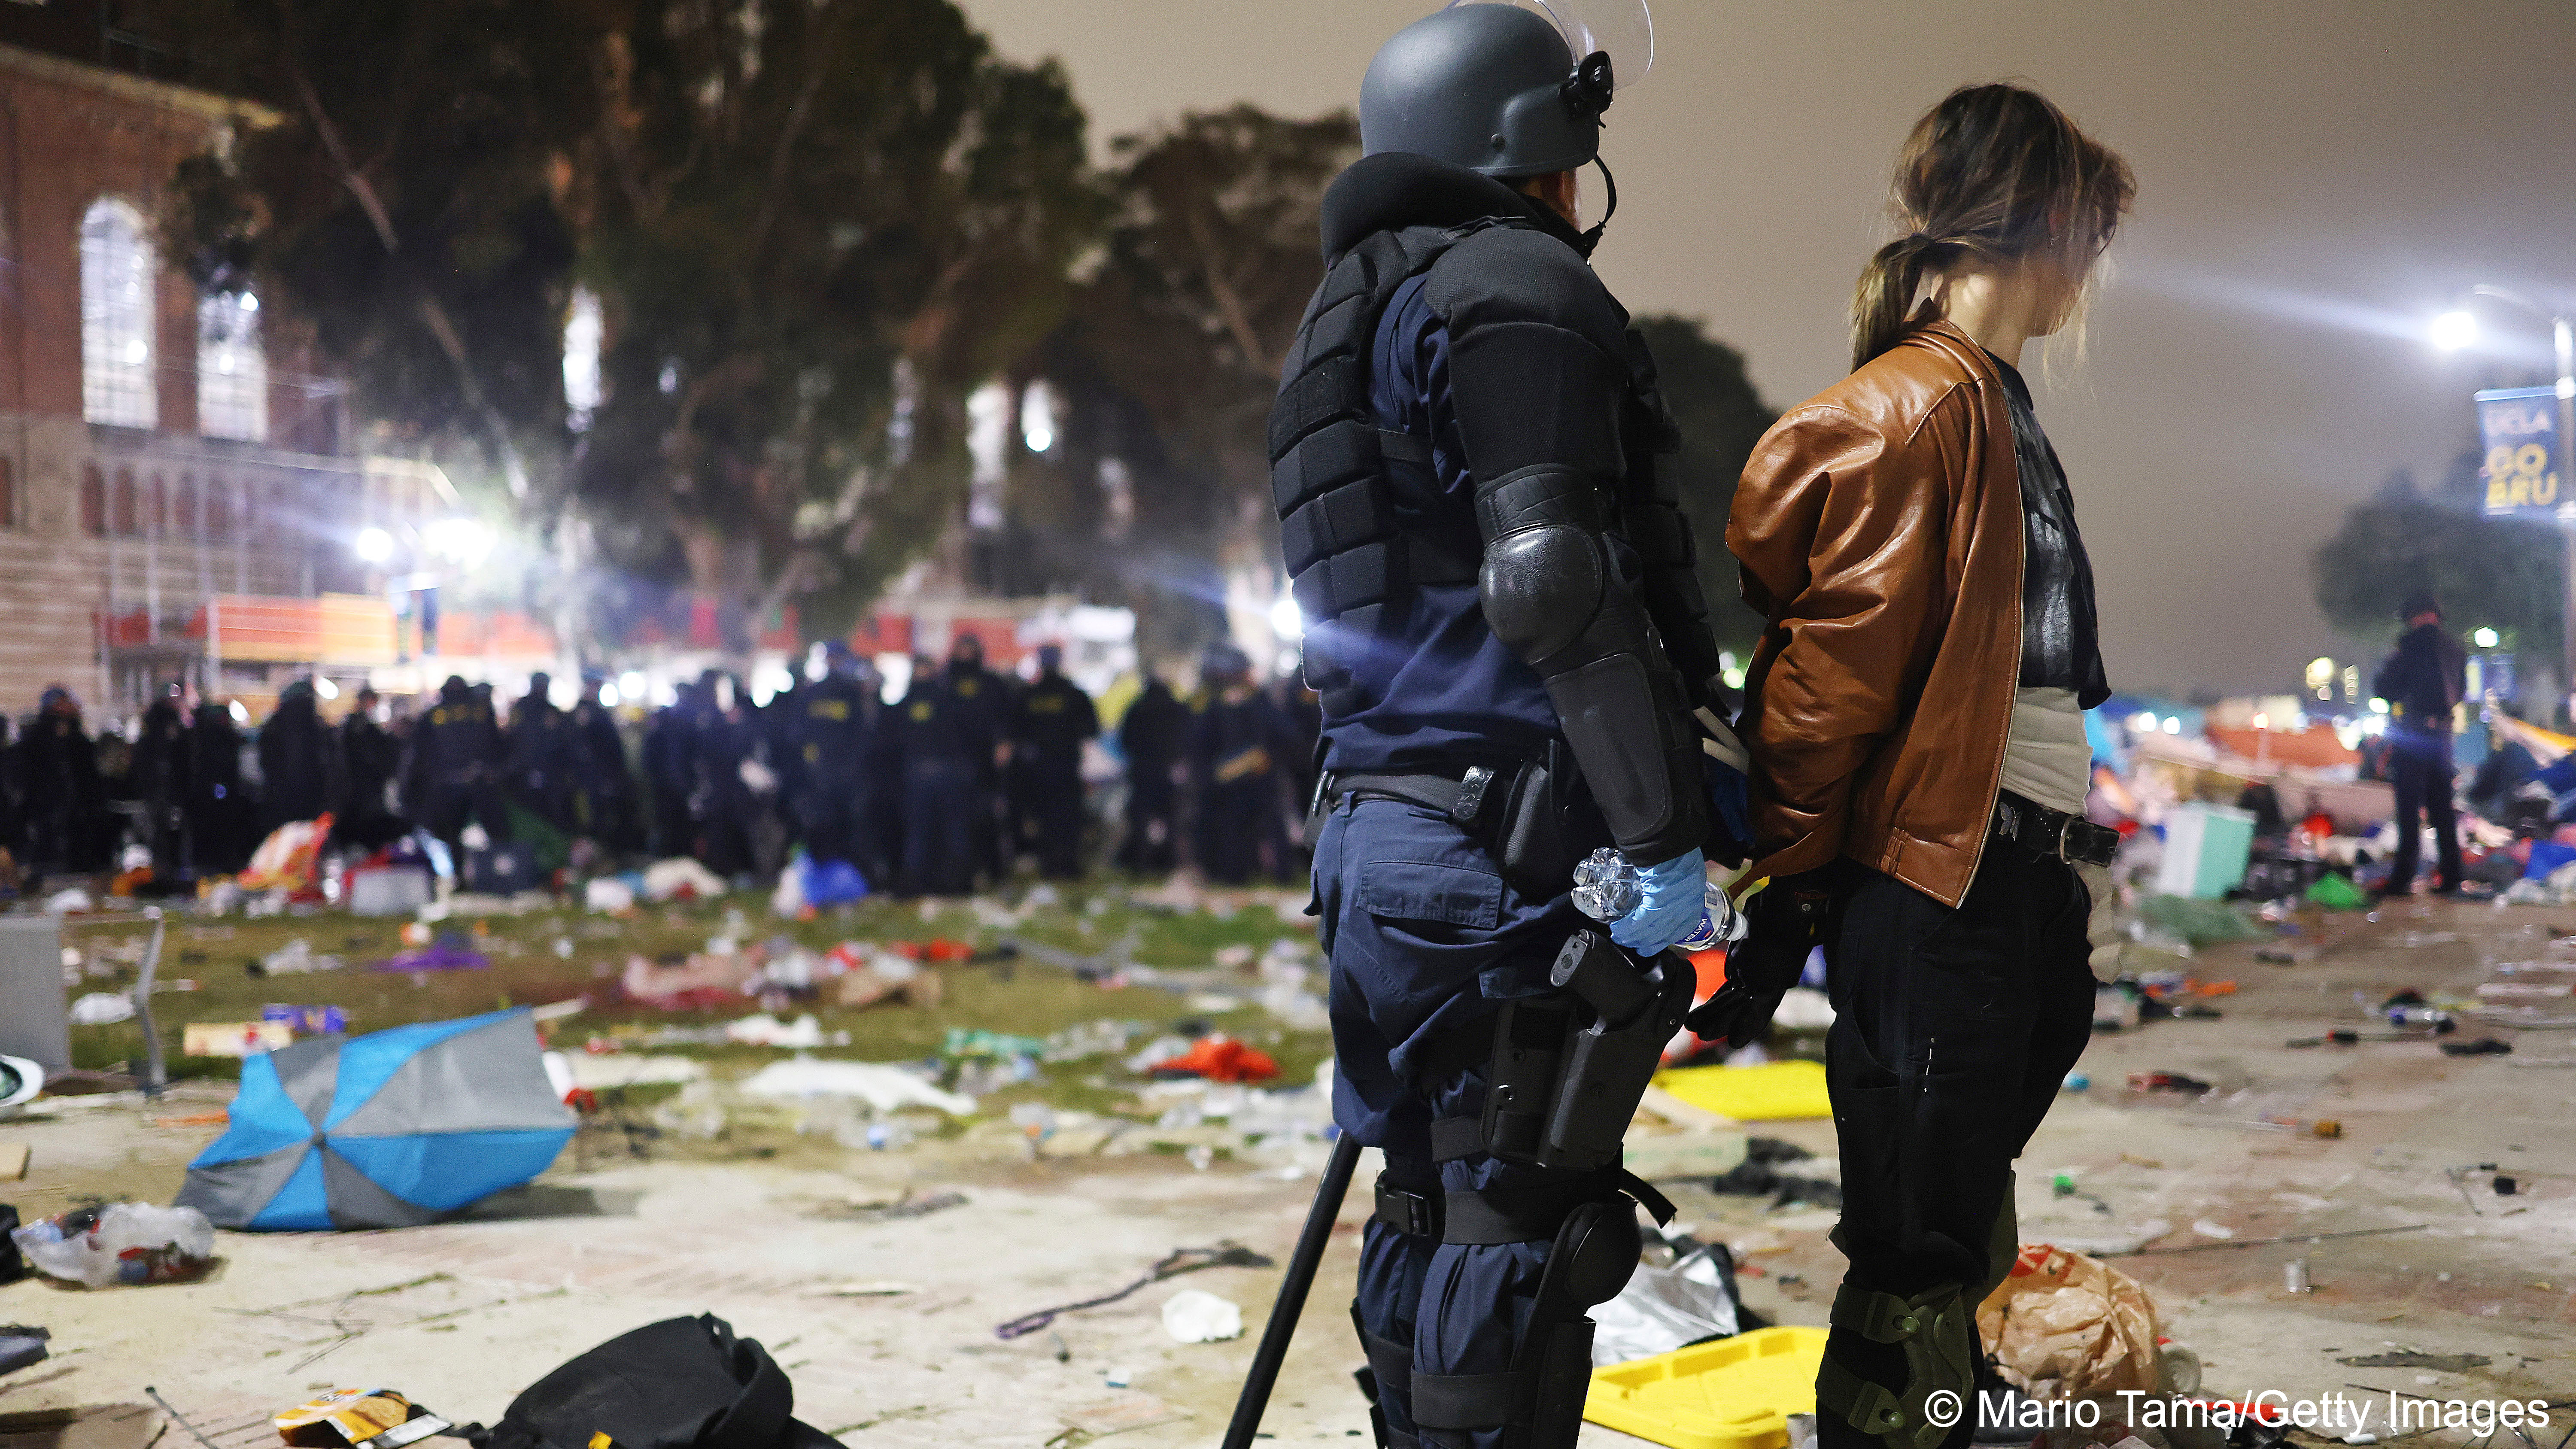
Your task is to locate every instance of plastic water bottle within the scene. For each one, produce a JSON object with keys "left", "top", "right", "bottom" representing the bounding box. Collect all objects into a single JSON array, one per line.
[{"left": 1571, "top": 847, "right": 1732, "bottom": 951}]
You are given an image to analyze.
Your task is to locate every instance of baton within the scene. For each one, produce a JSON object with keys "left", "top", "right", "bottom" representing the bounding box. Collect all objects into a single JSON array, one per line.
[{"left": 1220, "top": 1130, "right": 1364, "bottom": 1449}]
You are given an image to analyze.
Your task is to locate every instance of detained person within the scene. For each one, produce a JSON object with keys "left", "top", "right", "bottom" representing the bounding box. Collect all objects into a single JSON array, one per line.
[{"left": 1714, "top": 84, "right": 2136, "bottom": 1449}]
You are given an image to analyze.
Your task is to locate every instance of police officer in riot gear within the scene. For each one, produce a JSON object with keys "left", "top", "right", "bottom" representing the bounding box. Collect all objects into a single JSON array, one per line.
[
  {"left": 796, "top": 641, "right": 880, "bottom": 878},
  {"left": 1011, "top": 643, "right": 1098, "bottom": 880},
  {"left": 401, "top": 675, "right": 507, "bottom": 852},
  {"left": 1273, "top": 6, "right": 1734, "bottom": 1446}
]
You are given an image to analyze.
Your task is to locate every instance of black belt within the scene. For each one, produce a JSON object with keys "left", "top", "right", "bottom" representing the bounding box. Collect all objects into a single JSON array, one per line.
[
  {"left": 1320, "top": 766, "right": 1508, "bottom": 837},
  {"left": 1993, "top": 790, "right": 2118, "bottom": 867}
]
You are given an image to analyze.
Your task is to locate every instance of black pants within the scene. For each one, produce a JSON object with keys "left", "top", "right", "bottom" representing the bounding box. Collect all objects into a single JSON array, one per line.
[
  {"left": 1199, "top": 774, "right": 1288, "bottom": 884},
  {"left": 1818, "top": 841, "right": 2094, "bottom": 1449},
  {"left": 2386, "top": 742, "right": 2461, "bottom": 893},
  {"left": 1015, "top": 766, "right": 1085, "bottom": 879},
  {"left": 1120, "top": 778, "right": 1178, "bottom": 872}
]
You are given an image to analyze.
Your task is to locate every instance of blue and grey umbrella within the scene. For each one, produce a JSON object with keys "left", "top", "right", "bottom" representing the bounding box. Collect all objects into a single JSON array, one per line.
[{"left": 176, "top": 1009, "right": 575, "bottom": 1230}]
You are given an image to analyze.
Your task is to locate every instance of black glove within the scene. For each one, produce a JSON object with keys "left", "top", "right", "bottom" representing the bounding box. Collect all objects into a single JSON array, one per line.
[{"left": 1684, "top": 870, "right": 1833, "bottom": 1048}]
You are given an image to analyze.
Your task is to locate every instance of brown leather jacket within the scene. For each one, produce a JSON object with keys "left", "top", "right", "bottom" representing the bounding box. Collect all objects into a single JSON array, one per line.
[{"left": 1725, "top": 322, "right": 2024, "bottom": 908}]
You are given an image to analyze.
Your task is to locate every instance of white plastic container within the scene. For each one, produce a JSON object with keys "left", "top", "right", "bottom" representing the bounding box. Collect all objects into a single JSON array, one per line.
[{"left": 2156, "top": 803, "right": 2255, "bottom": 899}]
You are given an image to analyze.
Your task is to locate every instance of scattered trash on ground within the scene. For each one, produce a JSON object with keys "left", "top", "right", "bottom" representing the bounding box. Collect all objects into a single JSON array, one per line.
[
  {"left": 1710, "top": 1138, "right": 1841, "bottom": 1210},
  {"left": 182, "top": 1020, "right": 294, "bottom": 1056},
  {"left": 67, "top": 991, "right": 135, "bottom": 1025},
  {"left": 262, "top": 1003, "right": 349, "bottom": 1035},
  {"left": 1145, "top": 1034, "right": 1279, "bottom": 1083},
  {"left": 736, "top": 1058, "right": 974, "bottom": 1115},
  {"left": 1160, "top": 1287, "right": 1244, "bottom": 1343},
  {"left": 9, "top": 1202, "right": 215, "bottom": 1285},
  {"left": 809, "top": 1189, "right": 970, "bottom": 1224},
  {"left": 2333, "top": 1349, "right": 2492, "bottom": 1371},
  {"left": 273, "top": 1387, "right": 453, "bottom": 1449},
  {"left": 1977, "top": 1243, "right": 2163, "bottom": 1397},
  {"left": 1592, "top": 1234, "right": 1747, "bottom": 1365},
  {"left": 994, "top": 1243, "right": 1274, "bottom": 1340}
]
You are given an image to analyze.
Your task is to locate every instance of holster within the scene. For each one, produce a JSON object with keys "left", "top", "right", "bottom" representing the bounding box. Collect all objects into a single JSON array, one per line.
[{"left": 1318, "top": 740, "right": 1612, "bottom": 901}]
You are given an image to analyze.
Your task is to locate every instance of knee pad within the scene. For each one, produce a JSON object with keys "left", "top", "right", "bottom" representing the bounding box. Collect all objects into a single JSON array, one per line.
[{"left": 1817, "top": 1282, "right": 1978, "bottom": 1449}]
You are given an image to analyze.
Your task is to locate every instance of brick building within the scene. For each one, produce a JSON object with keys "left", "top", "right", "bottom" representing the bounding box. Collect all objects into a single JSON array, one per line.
[{"left": 0, "top": 11, "right": 449, "bottom": 720}]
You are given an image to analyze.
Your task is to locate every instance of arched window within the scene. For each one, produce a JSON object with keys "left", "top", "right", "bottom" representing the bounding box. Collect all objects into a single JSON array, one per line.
[
  {"left": 197, "top": 290, "right": 266, "bottom": 441},
  {"left": 146, "top": 472, "right": 166, "bottom": 535},
  {"left": 81, "top": 199, "right": 156, "bottom": 428},
  {"left": 172, "top": 472, "right": 197, "bottom": 536},
  {"left": 111, "top": 467, "right": 137, "bottom": 536},
  {"left": 79, "top": 463, "right": 104, "bottom": 535}
]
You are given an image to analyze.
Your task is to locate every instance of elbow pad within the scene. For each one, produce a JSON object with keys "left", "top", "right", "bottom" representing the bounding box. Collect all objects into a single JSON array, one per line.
[{"left": 1478, "top": 464, "right": 1709, "bottom": 861}]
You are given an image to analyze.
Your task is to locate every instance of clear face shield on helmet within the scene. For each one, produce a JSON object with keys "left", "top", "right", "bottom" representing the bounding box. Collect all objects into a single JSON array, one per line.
[
  {"left": 1442, "top": 0, "right": 1649, "bottom": 245},
  {"left": 1446, "top": 0, "right": 1652, "bottom": 98}
]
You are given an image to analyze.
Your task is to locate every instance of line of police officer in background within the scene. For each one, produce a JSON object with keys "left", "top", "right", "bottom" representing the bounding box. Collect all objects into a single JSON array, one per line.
[{"left": 0, "top": 634, "right": 1323, "bottom": 896}]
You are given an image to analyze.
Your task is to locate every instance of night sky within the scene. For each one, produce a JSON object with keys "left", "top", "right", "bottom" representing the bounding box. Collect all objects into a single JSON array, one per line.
[{"left": 961, "top": 0, "right": 2576, "bottom": 699}]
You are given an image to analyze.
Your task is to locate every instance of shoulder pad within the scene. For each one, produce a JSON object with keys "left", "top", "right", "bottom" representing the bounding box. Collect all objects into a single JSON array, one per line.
[{"left": 1423, "top": 225, "right": 1629, "bottom": 356}]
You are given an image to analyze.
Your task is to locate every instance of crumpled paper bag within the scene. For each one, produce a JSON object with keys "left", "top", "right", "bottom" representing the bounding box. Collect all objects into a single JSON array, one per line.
[{"left": 1977, "top": 1243, "right": 2160, "bottom": 1397}]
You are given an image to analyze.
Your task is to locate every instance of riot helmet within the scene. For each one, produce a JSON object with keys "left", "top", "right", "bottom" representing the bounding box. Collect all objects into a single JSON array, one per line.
[{"left": 1359, "top": 0, "right": 1650, "bottom": 179}]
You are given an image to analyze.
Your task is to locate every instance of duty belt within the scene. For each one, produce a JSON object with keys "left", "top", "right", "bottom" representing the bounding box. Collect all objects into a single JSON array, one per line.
[
  {"left": 1315, "top": 766, "right": 1508, "bottom": 838},
  {"left": 1992, "top": 790, "right": 2119, "bottom": 867}
]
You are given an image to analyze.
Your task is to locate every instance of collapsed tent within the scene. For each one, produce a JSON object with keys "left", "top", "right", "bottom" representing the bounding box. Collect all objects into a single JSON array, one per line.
[{"left": 176, "top": 1009, "right": 574, "bottom": 1230}]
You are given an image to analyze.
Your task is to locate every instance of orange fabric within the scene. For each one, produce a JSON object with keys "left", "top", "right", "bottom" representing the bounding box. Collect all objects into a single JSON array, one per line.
[
  {"left": 2205, "top": 724, "right": 2357, "bottom": 769},
  {"left": 1158, "top": 1037, "right": 1280, "bottom": 1084}
]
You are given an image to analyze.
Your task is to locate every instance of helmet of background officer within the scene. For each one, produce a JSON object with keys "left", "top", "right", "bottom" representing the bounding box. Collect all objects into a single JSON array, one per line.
[
  {"left": 1036, "top": 643, "right": 1064, "bottom": 677},
  {"left": 439, "top": 674, "right": 469, "bottom": 704},
  {"left": 2400, "top": 592, "right": 2442, "bottom": 630},
  {"left": 39, "top": 683, "right": 75, "bottom": 717},
  {"left": 280, "top": 677, "right": 316, "bottom": 705},
  {"left": 949, "top": 634, "right": 984, "bottom": 675},
  {"left": 356, "top": 687, "right": 380, "bottom": 717},
  {"left": 823, "top": 639, "right": 859, "bottom": 680},
  {"left": 1361, "top": 3, "right": 1622, "bottom": 234},
  {"left": 1202, "top": 642, "right": 1252, "bottom": 687},
  {"left": 527, "top": 671, "right": 552, "bottom": 702}
]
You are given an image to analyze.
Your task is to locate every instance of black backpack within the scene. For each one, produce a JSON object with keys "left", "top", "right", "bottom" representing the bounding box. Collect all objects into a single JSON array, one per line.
[{"left": 474, "top": 1316, "right": 842, "bottom": 1449}]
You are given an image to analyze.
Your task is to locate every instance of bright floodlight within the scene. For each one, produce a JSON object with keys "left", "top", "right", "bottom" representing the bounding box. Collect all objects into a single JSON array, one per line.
[
  {"left": 354, "top": 526, "right": 393, "bottom": 563},
  {"left": 1270, "top": 595, "right": 1304, "bottom": 638},
  {"left": 2474, "top": 627, "right": 2500, "bottom": 648},
  {"left": 313, "top": 676, "right": 339, "bottom": 700},
  {"left": 423, "top": 516, "right": 493, "bottom": 568},
  {"left": 2431, "top": 310, "right": 2479, "bottom": 351}
]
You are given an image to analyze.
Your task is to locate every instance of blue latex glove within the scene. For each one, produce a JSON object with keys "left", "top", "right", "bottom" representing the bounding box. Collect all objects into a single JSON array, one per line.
[{"left": 1608, "top": 847, "right": 1708, "bottom": 957}]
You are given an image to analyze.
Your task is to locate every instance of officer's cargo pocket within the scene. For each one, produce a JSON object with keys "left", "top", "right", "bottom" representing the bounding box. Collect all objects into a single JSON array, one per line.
[{"left": 1358, "top": 860, "right": 1503, "bottom": 930}]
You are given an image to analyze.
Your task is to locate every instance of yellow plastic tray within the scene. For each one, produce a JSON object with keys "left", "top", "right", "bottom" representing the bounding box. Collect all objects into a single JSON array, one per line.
[
  {"left": 1653, "top": 1060, "right": 1832, "bottom": 1121},
  {"left": 1585, "top": 1326, "right": 1829, "bottom": 1449}
]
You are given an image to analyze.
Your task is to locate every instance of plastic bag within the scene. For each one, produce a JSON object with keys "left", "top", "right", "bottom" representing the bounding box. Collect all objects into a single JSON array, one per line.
[
  {"left": 1161, "top": 1288, "right": 1244, "bottom": 1343},
  {"left": 240, "top": 814, "right": 334, "bottom": 893},
  {"left": 69, "top": 991, "right": 136, "bottom": 1025},
  {"left": 1976, "top": 1244, "right": 2160, "bottom": 1397},
  {"left": 10, "top": 1202, "right": 216, "bottom": 1286},
  {"left": 1591, "top": 1241, "right": 1743, "bottom": 1365}
]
